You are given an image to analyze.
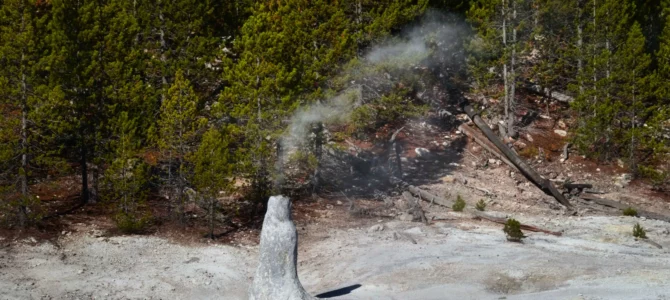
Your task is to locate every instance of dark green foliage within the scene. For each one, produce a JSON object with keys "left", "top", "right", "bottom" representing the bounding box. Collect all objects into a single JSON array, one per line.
[
  {"left": 191, "top": 127, "right": 235, "bottom": 239},
  {"left": 114, "top": 211, "right": 152, "bottom": 234},
  {"left": 475, "top": 199, "right": 487, "bottom": 211},
  {"left": 503, "top": 218, "right": 525, "bottom": 242},
  {"left": 623, "top": 207, "right": 638, "bottom": 217},
  {"left": 452, "top": 194, "right": 466, "bottom": 212},
  {"left": 350, "top": 92, "right": 428, "bottom": 134},
  {"left": 633, "top": 222, "right": 647, "bottom": 239}
]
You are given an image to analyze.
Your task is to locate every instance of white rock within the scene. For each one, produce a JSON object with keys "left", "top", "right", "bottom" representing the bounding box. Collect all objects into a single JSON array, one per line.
[
  {"left": 367, "top": 224, "right": 385, "bottom": 233},
  {"left": 415, "top": 148, "right": 431, "bottom": 158},
  {"left": 554, "top": 129, "right": 568, "bottom": 137}
]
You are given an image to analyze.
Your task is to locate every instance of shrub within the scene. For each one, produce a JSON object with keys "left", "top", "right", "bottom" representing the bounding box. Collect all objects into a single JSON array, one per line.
[
  {"left": 633, "top": 223, "right": 647, "bottom": 239},
  {"left": 476, "top": 199, "right": 487, "bottom": 211},
  {"left": 114, "top": 211, "right": 151, "bottom": 234},
  {"left": 0, "top": 192, "right": 43, "bottom": 228},
  {"left": 452, "top": 195, "right": 466, "bottom": 212},
  {"left": 503, "top": 218, "right": 525, "bottom": 242},
  {"left": 519, "top": 146, "right": 539, "bottom": 159},
  {"left": 638, "top": 165, "right": 669, "bottom": 190},
  {"left": 623, "top": 207, "right": 638, "bottom": 217}
]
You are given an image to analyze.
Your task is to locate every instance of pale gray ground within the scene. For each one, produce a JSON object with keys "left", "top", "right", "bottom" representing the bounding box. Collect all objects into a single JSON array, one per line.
[{"left": 2, "top": 212, "right": 670, "bottom": 300}]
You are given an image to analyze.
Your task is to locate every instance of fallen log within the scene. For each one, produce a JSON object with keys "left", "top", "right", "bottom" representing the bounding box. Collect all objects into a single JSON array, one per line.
[
  {"left": 580, "top": 194, "right": 670, "bottom": 222},
  {"left": 407, "top": 185, "right": 454, "bottom": 208},
  {"left": 522, "top": 82, "right": 574, "bottom": 103},
  {"left": 564, "top": 183, "right": 593, "bottom": 190},
  {"left": 459, "top": 124, "right": 520, "bottom": 172},
  {"left": 638, "top": 238, "right": 663, "bottom": 249},
  {"left": 472, "top": 211, "right": 563, "bottom": 236},
  {"left": 463, "top": 105, "right": 572, "bottom": 208}
]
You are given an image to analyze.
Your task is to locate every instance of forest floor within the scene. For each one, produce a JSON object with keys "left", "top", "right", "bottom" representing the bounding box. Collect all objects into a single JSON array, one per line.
[{"left": 2, "top": 102, "right": 670, "bottom": 299}]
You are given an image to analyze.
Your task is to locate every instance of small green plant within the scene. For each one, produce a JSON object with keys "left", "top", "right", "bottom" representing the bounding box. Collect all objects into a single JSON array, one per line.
[
  {"left": 633, "top": 223, "right": 647, "bottom": 239},
  {"left": 452, "top": 195, "right": 466, "bottom": 212},
  {"left": 623, "top": 207, "right": 638, "bottom": 217},
  {"left": 114, "top": 211, "right": 151, "bottom": 234},
  {"left": 503, "top": 218, "right": 525, "bottom": 242},
  {"left": 519, "top": 146, "right": 539, "bottom": 159},
  {"left": 476, "top": 199, "right": 487, "bottom": 211}
]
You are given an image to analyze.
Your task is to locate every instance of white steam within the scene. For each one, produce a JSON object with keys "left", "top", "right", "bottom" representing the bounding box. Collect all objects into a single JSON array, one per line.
[{"left": 278, "top": 12, "right": 467, "bottom": 173}]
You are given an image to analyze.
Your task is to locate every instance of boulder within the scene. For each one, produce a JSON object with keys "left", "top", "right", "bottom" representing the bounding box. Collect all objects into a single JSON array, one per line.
[{"left": 249, "top": 196, "right": 316, "bottom": 300}]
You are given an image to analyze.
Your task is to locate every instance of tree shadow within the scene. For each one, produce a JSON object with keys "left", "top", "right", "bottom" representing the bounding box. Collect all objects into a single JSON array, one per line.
[{"left": 315, "top": 284, "right": 362, "bottom": 299}]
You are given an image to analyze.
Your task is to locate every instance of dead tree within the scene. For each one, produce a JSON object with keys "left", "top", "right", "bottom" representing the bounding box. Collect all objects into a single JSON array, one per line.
[
  {"left": 389, "top": 126, "right": 405, "bottom": 179},
  {"left": 249, "top": 196, "right": 315, "bottom": 300},
  {"left": 311, "top": 123, "right": 324, "bottom": 195},
  {"left": 463, "top": 105, "right": 572, "bottom": 208}
]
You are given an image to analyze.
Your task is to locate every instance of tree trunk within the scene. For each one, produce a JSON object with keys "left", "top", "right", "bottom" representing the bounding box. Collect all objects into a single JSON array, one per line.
[
  {"left": 577, "top": 4, "right": 584, "bottom": 94},
  {"left": 249, "top": 196, "right": 315, "bottom": 300},
  {"left": 464, "top": 106, "right": 572, "bottom": 208},
  {"left": 502, "top": 0, "right": 510, "bottom": 139},
  {"left": 19, "top": 67, "right": 28, "bottom": 227},
  {"left": 508, "top": 0, "right": 518, "bottom": 138},
  {"left": 209, "top": 198, "right": 214, "bottom": 239},
  {"left": 81, "top": 142, "right": 89, "bottom": 204}
]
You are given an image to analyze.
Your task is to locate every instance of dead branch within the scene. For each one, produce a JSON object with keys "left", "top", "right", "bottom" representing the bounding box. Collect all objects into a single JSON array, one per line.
[
  {"left": 463, "top": 106, "right": 571, "bottom": 208},
  {"left": 393, "top": 231, "right": 417, "bottom": 244},
  {"left": 522, "top": 81, "right": 574, "bottom": 103},
  {"left": 389, "top": 126, "right": 405, "bottom": 143},
  {"left": 561, "top": 143, "right": 570, "bottom": 162},
  {"left": 638, "top": 238, "right": 663, "bottom": 249},
  {"left": 580, "top": 194, "right": 670, "bottom": 223},
  {"left": 564, "top": 183, "right": 593, "bottom": 190},
  {"left": 401, "top": 191, "right": 428, "bottom": 224},
  {"left": 407, "top": 185, "right": 453, "bottom": 208},
  {"left": 472, "top": 211, "right": 563, "bottom": 236}
]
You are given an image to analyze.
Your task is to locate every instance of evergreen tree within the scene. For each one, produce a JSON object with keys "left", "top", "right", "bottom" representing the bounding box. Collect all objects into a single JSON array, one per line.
[
  {"left": 104, "top": 111, "right": 150, "bottom": 231},
  {"left": 191, "top": 127, "right": 235, "bottom": 239},
  {"left": 156, "top": 70, "right": 204, "bottom": 222},
  {"left": 467, "top": 0, "right": 534, "bottom": 138},
  {"left": 614, "top": 22, "right": 652, "bottom": 168},
  {"left": 0, "top": 0, "right": 46, "bottom": 226},
  {"left": 43, "top": 0, "right": 114, "bottom": 204}
]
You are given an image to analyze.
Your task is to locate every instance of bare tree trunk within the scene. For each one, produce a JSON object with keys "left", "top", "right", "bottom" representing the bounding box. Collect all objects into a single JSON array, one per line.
[
  {"left": 209, "top": 197, "right": 214, "bottom": 239},
  {"left": 508, "top": 0, "right": 518, "bottom": 138},
  {"left": 502, "top": 0, "right": 510, "bottom": 139},
  {"left": 577, "top": 5, "right": 584, "bottom": 94},
  {"left": 630, "top": 70, "right": 637, "bottom": 170},
  {"left": 159, "top": 0, "right": 167, "bottom": 105},
  {"left": 19, "top": 64, "right": 28, "bottom": 227},
  {"left": 81, "top": 142, "right": 89, "bottom": 204},
  {"left": 592, "top": 0, "right": 598, "bottom": 113}
]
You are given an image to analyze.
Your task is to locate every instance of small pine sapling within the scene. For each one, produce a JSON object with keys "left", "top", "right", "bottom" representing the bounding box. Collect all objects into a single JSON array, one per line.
[
  {"left": 503, "top": 218, "right": 525, "bottom": 242},
  {"left": 452, "top": 195, "right": 466, "bottom": 212},
  {"left": 633, "top": 223, "right": 647, "bottom": 239},
  {"left": 476, "top": 199, "right": 487, "bottom": 211},
  {"left": 623, "top": 207, "right": 638, "bottom": 217}
]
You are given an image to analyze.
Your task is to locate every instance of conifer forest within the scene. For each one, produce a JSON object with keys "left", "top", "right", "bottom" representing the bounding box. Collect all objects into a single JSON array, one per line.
[{"left": 1, "top": 0, "right": 668, "bottom": 235}]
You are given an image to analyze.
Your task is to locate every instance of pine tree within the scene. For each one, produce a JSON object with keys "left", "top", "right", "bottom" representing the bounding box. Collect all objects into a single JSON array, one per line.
[
  {"left": 104, "top": 111, "right": 150, "bottom": 232},
  {"left": 43, "top": 0, "right": 114, "bottom": 204},
  {"left": 156, "top": 70, "right": 204, "bottom": 222},
  {"left": 614, "top": 22, "right": 652, "bottom": 169},
  {"left": 0, "top": 0, "right": 46, "bottom": 227},
  {"left": 191, "top": 127, "right": 235, "bottom": 239}
]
